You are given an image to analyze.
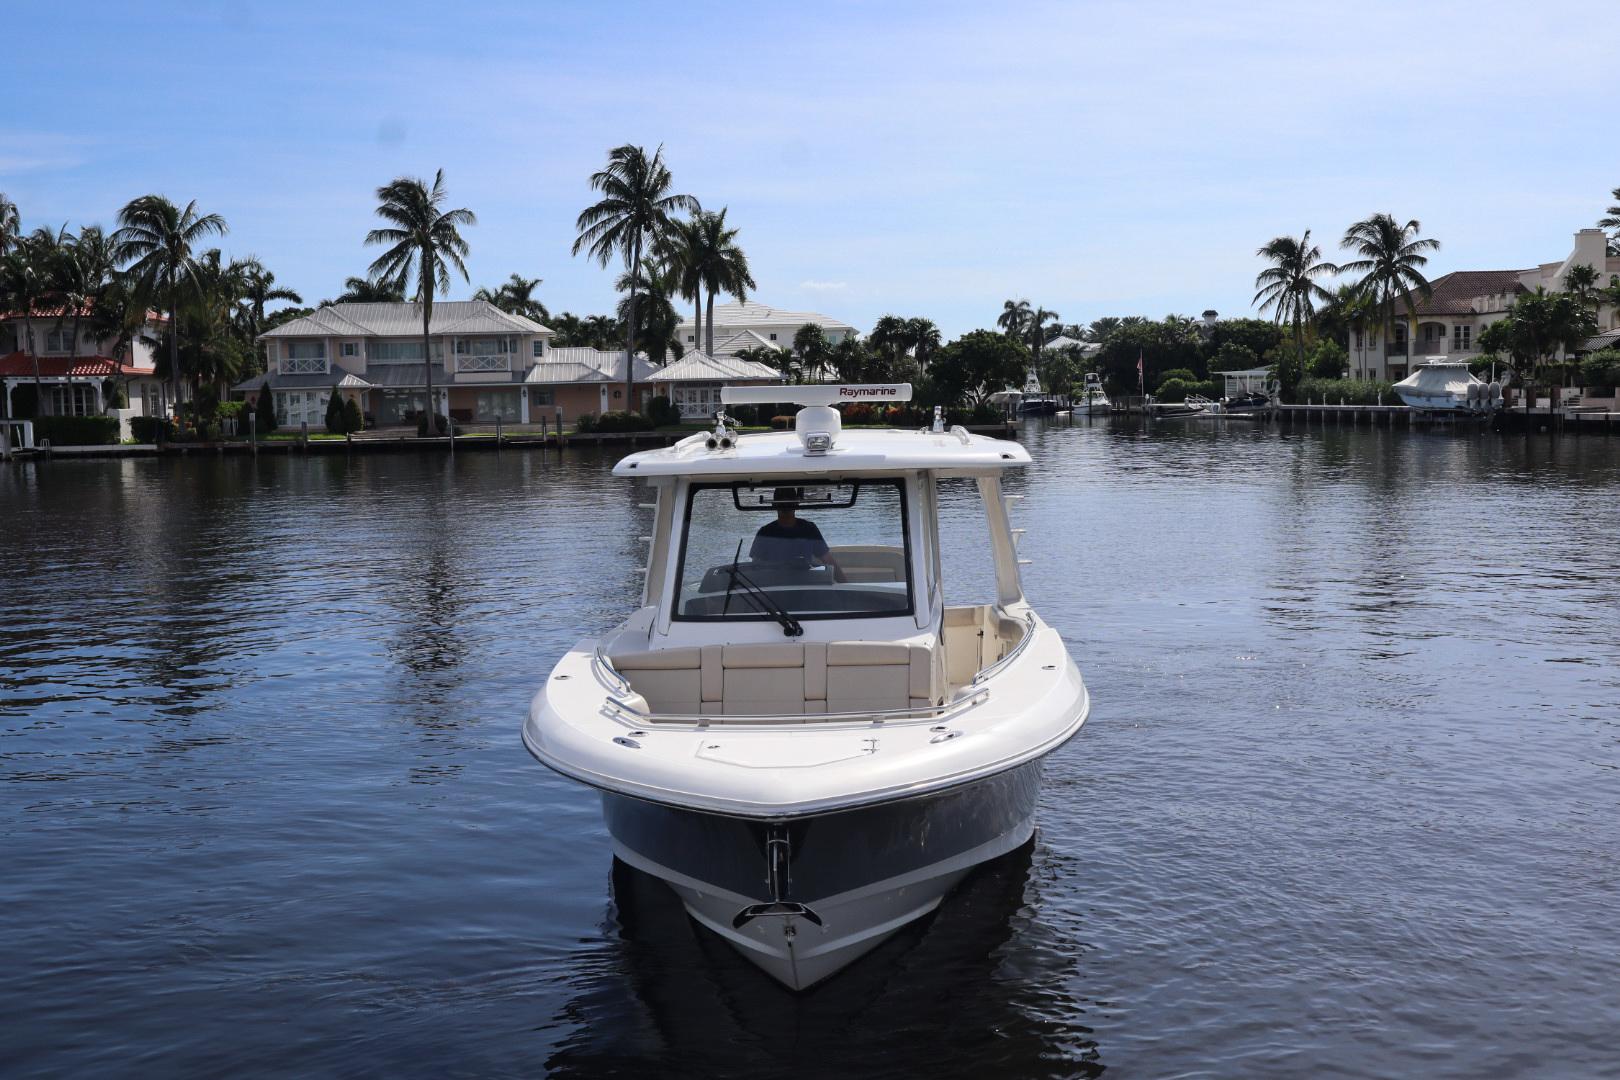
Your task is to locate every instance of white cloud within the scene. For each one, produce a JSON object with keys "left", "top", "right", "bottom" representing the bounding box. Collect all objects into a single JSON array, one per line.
[{"left": 799, "top": 280, "right": 848, "bottom": 292}]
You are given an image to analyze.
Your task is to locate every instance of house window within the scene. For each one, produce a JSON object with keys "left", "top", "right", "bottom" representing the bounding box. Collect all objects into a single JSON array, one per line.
[
  {"left": 686, "top": 335, "right": 695, "bottom": 343},
  {"left": 44, "top": 329, "right": 77, "bottom": 353},
  {"left": 283, "top": 340, "right": 328, "bottom": 374},
  {"left": 275, "top": 390, "right": 326, "bottom": 427},
  {"left": 532, "top": 340, "right": 544, "bottom": 357},
  {"left": 50, "top": 384, "right": 96, "bottom": 415},
  {"left": 530, "top": 388, "right": 554, "bottom": 406},
  {"left": 371, "top": 340, "right": 426, "bottom": 362},
  {"left": 1453, "top": 325, "right": 1471, "bottom": 351},
  {"left": 768, "top": 333, "right": 777, "bottom": 341},
  {"left": 341, "top": 342, "right": 358, "bottom": 357}
]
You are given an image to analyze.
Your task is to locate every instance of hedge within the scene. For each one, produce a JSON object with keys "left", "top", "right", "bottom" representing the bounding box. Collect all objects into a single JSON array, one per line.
[
  {"left": 579, "top": 411, "right": 656, "bottom": 433},
  {"left": 36, "top": 415, "right": 119, "bottom": 446},
  {"left": 130, "top": 416, "right": 173, "bottom": 443},
  {"left": 1294, "top": 378, "right": 1396, "bottom": 406}
]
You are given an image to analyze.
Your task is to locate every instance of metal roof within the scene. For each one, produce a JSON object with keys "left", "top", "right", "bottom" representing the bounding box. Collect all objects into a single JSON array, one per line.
[
  {"left": 709, "top": 329, "right": 781, "bottom": 356},
  {"left": 230, "top": 362, "right": 374, "bottom": 392},
  {"left": 646, "top": 352, "right": 783, "bottom": 382},
  {"left": 260, "top": 300, "right": 551, "bottom": 339},
  {"left": 675, "top": 300, "right": 854, "bottom": 333}
]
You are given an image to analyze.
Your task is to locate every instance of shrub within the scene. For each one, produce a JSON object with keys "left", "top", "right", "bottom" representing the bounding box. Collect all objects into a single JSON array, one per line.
[
  {"left": 343, "top": 397, "right": 363, "bottom": 432},
  {"left": 416, "top": 412, "right": 451, "bottom": 436},
  {"left": 255, "top": 384, "right": 277, "bottom": 433},
  {"left": 770, "top": 414, "right": 794, "bottom": 430},
  {"left": 36, "top": 415, "right": 119, "bottom": 446},
  {"left": 1155, "top": 368, "right": 1199, "bottom": 390},
  {"left": 842, "top": 402, "right": 878, "bottom": 424},
  {"left": 1295, "top": 377, "right": 1396, "bottom": 406},
  {"left": 1154, "top": 377, "right": 1221, "bottom": 403},
  {"left": 593, "top": 410, "right": 656, "bottom": 433},
  {"left": 130, "top": 415, "right": 173, "bottom": 443},
  {"left": 646, "top": 395, "right": 682, "bottom": 427},
  {"left": 575, "top": 413, "right": 597, "bottom": 434},
  {"left": 1305, "top": 339, "right": 1349, "bottom": 380},
  {"left": 324, "top": 389, "right": 346, "bottom": 433},
  {"left": 1578, "top": 348, "right": 1620, "bottom": 393}
]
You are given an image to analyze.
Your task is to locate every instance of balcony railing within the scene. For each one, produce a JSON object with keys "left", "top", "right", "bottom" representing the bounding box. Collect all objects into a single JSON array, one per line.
[
  {"left": 455, "top": 353, "right": 511, "bottom": 373},
  {"left": 282, "top": 356, "right": 328, "bottom": 374}
]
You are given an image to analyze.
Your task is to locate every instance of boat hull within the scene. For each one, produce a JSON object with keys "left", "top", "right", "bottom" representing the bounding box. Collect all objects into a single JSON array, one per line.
[{"left": 602, "top": 759, "right": 1043, "bottom": 990}]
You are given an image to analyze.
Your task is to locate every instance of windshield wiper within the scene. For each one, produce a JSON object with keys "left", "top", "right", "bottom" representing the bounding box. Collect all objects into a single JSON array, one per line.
[{"left": 722, "top": 542, "right": 803, "bottom": 637}]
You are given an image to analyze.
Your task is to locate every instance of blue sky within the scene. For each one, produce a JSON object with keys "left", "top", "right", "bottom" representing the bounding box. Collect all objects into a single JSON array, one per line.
[{"left": 5, "top": 0, "right": 1616, "bottom": 338}]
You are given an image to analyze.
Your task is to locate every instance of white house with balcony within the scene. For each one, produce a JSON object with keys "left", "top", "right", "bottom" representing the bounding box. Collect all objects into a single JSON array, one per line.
[
  {"left": 1356, "top": 229, "right": 1620, "bottom": 381},
  {"left": 238, "top": 300, "right": 554, "bottom": 428},
  {"left": 1, "top": 306, "right": 167, "bottom": 429},
  {"left": 676, "top": 300, "right": 857, "bottom": 356}
]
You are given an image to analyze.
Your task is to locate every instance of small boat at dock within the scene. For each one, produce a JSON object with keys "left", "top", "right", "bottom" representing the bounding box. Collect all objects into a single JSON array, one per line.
[{"left": 1393, "top": 359, "right": 1503, "bottom": 412}]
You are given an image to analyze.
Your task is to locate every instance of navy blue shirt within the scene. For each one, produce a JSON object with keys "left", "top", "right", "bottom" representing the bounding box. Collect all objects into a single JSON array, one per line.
[{"left": 750, "top": 518, "right": 830, "bottom": 564}]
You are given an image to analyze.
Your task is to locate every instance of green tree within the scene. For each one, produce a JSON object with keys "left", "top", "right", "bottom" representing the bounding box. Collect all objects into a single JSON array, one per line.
[
  {"left": 365, "top": 169, "right": 476, "bottom": 438},
  {"left": 1305, "top": 338, "right": 1349, "bottom": 379},
  {"left": 324, "top": 387, "right": 346, "bottom": 432},
  {"left": 234, "top": 258, "right": 302, "bottom": 372},
  {"left": 1253, "top": 230, "right": 1338, "bottom": 386},
  {"left": 682, "top": 209, "right": 753, "bottom": 356},
  {"left": 573, "top": 145, "right": 698, "bottom": 403},
  {"left": 255, "top": 378, "right": 277, "bottom": 432},
  {"left": 1563, "top": 262, "right": 1600, "bottom": 309},
  {"left": 614, "top": 257, "right": 682, "bottom": 362},
  {"left": 906, "top": 317, "right": 942, "bottom": 368},
  {"left": 932, "top": 330, "right": 1028, "bottom": 406},
  {"left": 1598, "top": 187, "right": 1620, "bottom": 253},
  {"left": 997, "top": 298, "right": 1032, "bottom": 340},
  {"left": 111, "top": 195, "right": 229, "bottom": 417},
  {"left": 0, "top": 230, "right": 60, "bottom": 415},
  {"left": 473, "top": 272, "right": 549, "bottom": 323},
  {"left": 343, "top": 395, "right": 363, "bottom": 433},
  {"left": 1339, "top": 214, "right": 1439, "bottom": 374},
  {"left": 0, "top": 192, "right": 18, "bottom": 256},
  {"left": 325, "top": 275, "right": 406, "bottom": 305},
  {"left": 1499, "top": 287, "right": 1597, "bottom": 405},
  {"left": 792, "top": 323, "right": 828, "bottom": 381}
]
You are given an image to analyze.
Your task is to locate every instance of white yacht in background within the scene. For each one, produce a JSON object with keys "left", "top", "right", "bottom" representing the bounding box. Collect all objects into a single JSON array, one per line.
[
  {"left": 1075, "top": 372, "right": 1111, "bottom": 416},
  {"left": 1393, "top": 358, "right": 1503, "bottom": 412},
  {"left": 524, "top": 384, "right": 1090, "bottom": 990}
]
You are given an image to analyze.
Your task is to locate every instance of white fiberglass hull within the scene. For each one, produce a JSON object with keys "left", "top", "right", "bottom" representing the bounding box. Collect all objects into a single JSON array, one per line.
[{"left": 601, "top": 761, "right": 1043, "bottom": 990}]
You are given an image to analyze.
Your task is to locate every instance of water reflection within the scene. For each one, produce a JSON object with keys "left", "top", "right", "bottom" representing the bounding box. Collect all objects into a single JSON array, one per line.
[{"left": 545, "top": 839, "right": 1105, "bottom": 1080}]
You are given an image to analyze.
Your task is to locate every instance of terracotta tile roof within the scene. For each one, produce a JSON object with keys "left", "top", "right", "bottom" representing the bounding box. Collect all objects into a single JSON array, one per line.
[
  {"left": 1400, "top": 270, "right": 1528, "bottom": 316},
  {"left": 0, "top": 352, "right": 154, "bottom": 377}
]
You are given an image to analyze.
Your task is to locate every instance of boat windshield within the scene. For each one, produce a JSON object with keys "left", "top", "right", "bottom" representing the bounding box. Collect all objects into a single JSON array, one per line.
[{"left": 673, "top": 480, "right": 913, "bottom": 621}]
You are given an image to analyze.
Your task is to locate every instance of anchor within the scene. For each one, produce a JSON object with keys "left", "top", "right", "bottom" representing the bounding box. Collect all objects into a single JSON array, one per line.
[{"left": 732, "top": 824, "right": 824, "bottom": 929}]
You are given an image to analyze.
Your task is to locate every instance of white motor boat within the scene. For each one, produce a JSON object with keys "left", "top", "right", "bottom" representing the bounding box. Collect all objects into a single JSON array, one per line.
[
  {"left": 524, "top": 384, "right": 1091, "bottom": 990},
  {"left": 1075, "top": 373, "right": 1111, "bottom": 416},
  {"left": 1393, "top": 358, "right": 1503, "bottom": 412}
]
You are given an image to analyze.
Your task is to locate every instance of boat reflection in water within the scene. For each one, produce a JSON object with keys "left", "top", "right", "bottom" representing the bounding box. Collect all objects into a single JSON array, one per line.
[{"left": 542, "top": 837, "right": 1106, "bottom": 1080}]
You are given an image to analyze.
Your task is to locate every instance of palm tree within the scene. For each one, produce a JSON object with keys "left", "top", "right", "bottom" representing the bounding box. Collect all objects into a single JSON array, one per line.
[
  {"left": 22, "top": 225, "right": 73, "bottom": 413},
  {"left": 869, "top": 315, "right": 909, "bottom": 369},
  {"left": 51, "top": 226, "right": 118, "bottom": 389},
  {"left": 573, "top": 145, "right": 698, "bottom": 405},
  {"left": 328, "top": 275, "right": 406, "bottom": 305},
  {"left": 365, "top": 169, "right": 476, "bottom": 436},
  {"left": 1327, "top": 284, "right": 1379, "bottom": 379},
  {"left": 1253, "top": 231, "right": 1340, "bottom": 383},
  {"left": 997, "top": 298, "right": 1032, "bottom": 339},
  {"left": 112, "top": 195, "right": 228, "bottom": 417},
  {"left": 583, "top": 314, "right": 620, "bottom": 350},
  {"left": 1598, "top": 186, "right": 1620, "bottom": 253},
  {"left": 1029, "top": 306, "right": 1060, "bottom": 365},
  {"left": 0, "top": 192, "right": 18, "bottom": 257},
  {"left": 614, "top": 257, "right": 682, "bottom": 362},
  {"left": 905, "top": 317, "right": 942, "bottom": 368},
  {"left": 1502, "top": 287, "right": 1598, "bottom": 408},
  {"left": 1339, "top": 214, "right": 1439, "bottom": 376},
  {"left": 1563, "top": 262, "right": 1600, "bottom": 309},
  {"left": 659, "top": 215, "right": 706, "bottom": 352},
  {"left": 233, "top": 257, "right": 302, "bottom": 372},
  {"left": 680, "top": 209, "right": 754, "bottom": 355},
  {"left": 0, "top": 238, "right": 53, "bottom": 415},
  {"left": 792, "top": 323, "right": 828, "bottom": 381},
  {"left": 474, "top": 272, "right": 548, "bottom": 323}
]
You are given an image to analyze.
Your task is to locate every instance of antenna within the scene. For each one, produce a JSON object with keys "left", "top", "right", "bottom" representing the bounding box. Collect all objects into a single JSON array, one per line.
[{"left": 721, "top": 383, "right": 913, "bottom": 407}]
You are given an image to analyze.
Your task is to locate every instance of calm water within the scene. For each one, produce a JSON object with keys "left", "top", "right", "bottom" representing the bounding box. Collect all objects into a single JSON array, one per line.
[{"left": 3, "top": 422, "right": 1618, "bottom": 1078}]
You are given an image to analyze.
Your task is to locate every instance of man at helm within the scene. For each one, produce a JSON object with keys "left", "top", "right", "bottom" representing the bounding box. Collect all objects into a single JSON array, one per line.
[{"left": 750, "top": 487, "right": 848, "bottom": 582}]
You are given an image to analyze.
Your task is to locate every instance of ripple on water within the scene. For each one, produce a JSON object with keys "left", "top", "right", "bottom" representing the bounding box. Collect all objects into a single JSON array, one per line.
[{"left": 2, "top": 427, "right": 1619, "bottom": 1077}]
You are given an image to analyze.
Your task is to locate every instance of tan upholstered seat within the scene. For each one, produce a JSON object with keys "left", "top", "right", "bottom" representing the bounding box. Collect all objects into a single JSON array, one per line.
[{"left": 611, "top": 639, "right": 939, "bottom": 719}]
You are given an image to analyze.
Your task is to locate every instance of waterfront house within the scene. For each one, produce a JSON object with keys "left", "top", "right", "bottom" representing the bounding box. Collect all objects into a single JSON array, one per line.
[
  {"left": 525, "top": 347, "right": 782, "bottom": 421},
  {"left": 676, "top": 300, "right": 856, "bottom": 356},
  {"left": 0, "top": 307, "right": 167, "bottom": 430},
  {"left": 1356, "top": 229, "right": 1620, "bottom": 382},
  {"left": 243, "top": 300, "right": 554, "bottom": 428},
  {"left": 242, "top": 300, "right": 782, "bottom": 429}
]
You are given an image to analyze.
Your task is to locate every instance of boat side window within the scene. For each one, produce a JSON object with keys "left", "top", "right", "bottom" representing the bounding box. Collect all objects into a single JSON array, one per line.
[{"left": 673, "top": 481, "right": 913, "bottom": 621}]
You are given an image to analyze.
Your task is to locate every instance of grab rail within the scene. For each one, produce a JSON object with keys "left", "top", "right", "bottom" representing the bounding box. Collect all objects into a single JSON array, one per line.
[
  {"left": 592, "top": 645, "right": 634, "bottom": 695},
  {"left": 971, "top": 611, "right": 1039, "bottom": 686},
  {"left": 603, "top": 687, "right": 990, "bottom": 727}
]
